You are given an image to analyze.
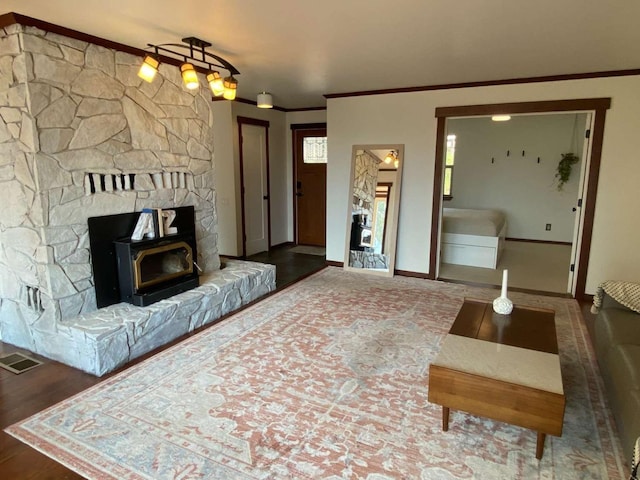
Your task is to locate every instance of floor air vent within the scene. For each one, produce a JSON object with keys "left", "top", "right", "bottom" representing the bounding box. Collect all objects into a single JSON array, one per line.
[{"left": 0, "top": 353, "right": 43, "bottom": 374}]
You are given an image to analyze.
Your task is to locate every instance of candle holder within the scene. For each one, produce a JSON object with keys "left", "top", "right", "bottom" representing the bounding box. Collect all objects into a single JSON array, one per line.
[{"left": 493, "top": 269, "right": 514, "bottom": 315}]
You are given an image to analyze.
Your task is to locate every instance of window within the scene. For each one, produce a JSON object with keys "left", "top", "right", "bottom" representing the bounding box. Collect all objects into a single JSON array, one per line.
[
  {"left": 443, "top": 134, "right": 456, "bottom": 198},
  {"left": 302, "top": 136, "right": 327, "bottom": 164}
]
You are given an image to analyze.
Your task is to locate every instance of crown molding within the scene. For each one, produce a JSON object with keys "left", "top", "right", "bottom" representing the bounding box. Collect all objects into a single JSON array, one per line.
[{"left": 325, "top": 69, "right": 640, "bottom": 100}]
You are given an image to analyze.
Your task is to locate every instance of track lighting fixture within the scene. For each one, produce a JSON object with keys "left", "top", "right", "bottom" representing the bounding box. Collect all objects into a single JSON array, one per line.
[
  {"left": 381, "top": 150, "right": 400, "bottom": 168},
  {"left": 138, "top": 37, "right": 240, "bottom": 100},
  {"left": 384, "top": 150, "right": 398, "bottom": 165}
]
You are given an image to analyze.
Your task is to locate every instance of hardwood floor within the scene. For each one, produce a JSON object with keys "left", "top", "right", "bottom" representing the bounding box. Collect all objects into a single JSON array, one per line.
[
  {"left": 244, "top": 243, "right": 326, "bottom": 288},
  {"left": 0, "top": 344, "right": 95, "bottom": 479},
  {"left": 0, "top": 245, "right": 326, "bottom": 479}
]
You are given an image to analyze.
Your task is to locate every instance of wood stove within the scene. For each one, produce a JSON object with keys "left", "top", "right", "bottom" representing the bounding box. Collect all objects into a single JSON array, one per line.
[
  {"left": 88, "top": 206, "right": 200, "bottom": 308},
  {"left": 114, "top": 234, "right": 198, "bottom": 306}
]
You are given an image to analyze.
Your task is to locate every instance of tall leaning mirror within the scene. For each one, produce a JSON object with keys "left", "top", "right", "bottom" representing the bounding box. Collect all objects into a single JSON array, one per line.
[{"left": 344, "top": 144, "right": 404, "bottom": 276}]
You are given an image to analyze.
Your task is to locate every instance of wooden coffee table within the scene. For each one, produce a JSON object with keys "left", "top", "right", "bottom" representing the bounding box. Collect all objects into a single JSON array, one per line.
[{"left": 428, "top": 299, "right": 565, "bottom": 459}]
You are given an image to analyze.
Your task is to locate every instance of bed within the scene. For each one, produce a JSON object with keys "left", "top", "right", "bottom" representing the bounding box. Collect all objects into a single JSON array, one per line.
[{"left": 441, "top": 208, "right": 507, "bottom": 269}]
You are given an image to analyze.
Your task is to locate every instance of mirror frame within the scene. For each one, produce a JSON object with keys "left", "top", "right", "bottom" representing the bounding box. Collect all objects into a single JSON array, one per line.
[{"left": 343, "top": 144, "right": 404, "bottom": 276}]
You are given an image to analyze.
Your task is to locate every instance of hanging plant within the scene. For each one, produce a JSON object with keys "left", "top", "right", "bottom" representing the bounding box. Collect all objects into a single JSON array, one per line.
[{"left": 555, "top": 152, "right": 579, "bottom": 190}]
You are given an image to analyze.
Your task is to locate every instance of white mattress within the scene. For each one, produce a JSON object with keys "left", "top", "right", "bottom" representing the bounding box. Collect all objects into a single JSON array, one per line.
[{"left": 443, "top": 208, "right": 506, "bottom": 237}]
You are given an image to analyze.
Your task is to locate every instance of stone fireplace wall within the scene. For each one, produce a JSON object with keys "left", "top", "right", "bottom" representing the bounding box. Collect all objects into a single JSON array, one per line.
[
  {"left": 352, "top": 149, "right": 379, "bottom": 220},
  {"left": 0, "top": 23, "right": 220, "bottom": 351}
]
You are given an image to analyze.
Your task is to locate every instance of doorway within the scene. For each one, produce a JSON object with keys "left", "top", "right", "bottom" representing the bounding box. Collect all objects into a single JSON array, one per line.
[
  {"left": 437, "top": 112, "right": 591, "bottom": 294},
  {"left": 239, "top": 117, "right": 270, "bottom": 257},
  {"left": 292, "top": 124, "right": 327, "bottom": 246},
  {"left": 429, "top": 98, "right": 611, "bottom": 300}
]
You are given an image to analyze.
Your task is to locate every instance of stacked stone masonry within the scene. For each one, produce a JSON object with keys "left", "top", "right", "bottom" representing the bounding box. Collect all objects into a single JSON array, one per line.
[
  {"left": 45, "top": 260, "right": 276, "bottom": 376},
  {"left": 0, "top": 22, "right": 250, "bottom": 370},
  {"left": 352, "top": 149, "right": 380, "bottom": 217},
  {"left": 349, "top": 250, "right": 390, "bottom": 270}
]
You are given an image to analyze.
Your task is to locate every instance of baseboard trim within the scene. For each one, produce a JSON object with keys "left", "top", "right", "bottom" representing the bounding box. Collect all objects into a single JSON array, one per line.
[
  {"left": 506, "top": 238, "right": 572, "bottom": 246},
  {"left": 395, "top": 269, "right": 431, "bottom": 279},
  {"left": 325, "top": 260, "right": 343, "bottom": 267}
]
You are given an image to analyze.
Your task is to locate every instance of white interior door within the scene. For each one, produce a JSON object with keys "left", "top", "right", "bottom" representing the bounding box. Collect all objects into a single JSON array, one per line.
[
  {"left": 567, "top": 112, "right": 594, "bottom": 294},
  {"left": 241, "top": 123, "right": 269, "bottom": 256}
]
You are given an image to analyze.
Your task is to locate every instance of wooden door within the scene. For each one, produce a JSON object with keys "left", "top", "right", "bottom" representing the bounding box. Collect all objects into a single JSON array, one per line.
[
  {"left": 239, "top": 118, "right": 270, "bottom": 256},
  {"left": 293, "top": 125, "right": 327, "bottom": 246}
]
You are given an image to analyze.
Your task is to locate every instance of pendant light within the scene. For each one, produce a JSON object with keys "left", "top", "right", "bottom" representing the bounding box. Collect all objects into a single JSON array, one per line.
[
  {"left": 138, "top": 55, "right": 159, "bottom": 82},
  {"left": 180, "top": 63, "right": 199, "bottom": 90},
  {"left": 257, "top": 92, "right": 273, "bottom": 109},
  {"left": 223, "top": 76, "right": 238, "bottom": 100},
  {"left": 207, "top": 71, "right": 225, "bottom": 96}
]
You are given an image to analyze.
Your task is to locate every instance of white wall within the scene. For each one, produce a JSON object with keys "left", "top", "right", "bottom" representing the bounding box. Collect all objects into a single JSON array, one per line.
[
  {"left": 231, "top": 103, "right": 288, "bottom": 250},
  {"left": 212, "top": 101, "right": 237, "bottom": 256},
  {"left": 212, "top": 104, "right": 327, "bottom": 256},
  {"left": 447, "top": 114, "right": 586, "bottom": 242},
  {"left": 327, "top": 75, "right": 640, "bottom": 294},
  {"left": 212, "top": 101, "right": 286, "bottom": 256}
]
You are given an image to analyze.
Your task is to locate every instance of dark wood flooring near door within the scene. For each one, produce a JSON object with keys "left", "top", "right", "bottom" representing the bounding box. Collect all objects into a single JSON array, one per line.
[
  {"left": 0, "top": 246, "right": 326, "bottom": 479},
  {"left": 244, "top": 243, "right": 327, "bottom": 288}
]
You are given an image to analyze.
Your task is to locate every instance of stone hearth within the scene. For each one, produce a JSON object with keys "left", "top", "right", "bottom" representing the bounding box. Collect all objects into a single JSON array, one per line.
[
  {"left": 0, "top": 20, "right": 274, "bottom": 373},
  {"left": 49, "top": 260, "right": 275, "bottom": 376}
]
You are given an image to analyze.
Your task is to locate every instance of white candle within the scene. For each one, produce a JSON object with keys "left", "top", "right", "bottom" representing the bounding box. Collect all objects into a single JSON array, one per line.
[{"left": 501, "top": 269, "right": 508, "bottom": 298}]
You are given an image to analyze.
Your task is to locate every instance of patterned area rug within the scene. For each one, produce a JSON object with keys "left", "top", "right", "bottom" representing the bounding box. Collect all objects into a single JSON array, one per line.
[{"left": 5, "top": 268, "right": 627, "bottom": 479}]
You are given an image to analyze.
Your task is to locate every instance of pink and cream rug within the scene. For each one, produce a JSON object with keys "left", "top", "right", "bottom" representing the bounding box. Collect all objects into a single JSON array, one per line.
[{"left": 5, "top": 268, "right": 628, "bottom": 479}]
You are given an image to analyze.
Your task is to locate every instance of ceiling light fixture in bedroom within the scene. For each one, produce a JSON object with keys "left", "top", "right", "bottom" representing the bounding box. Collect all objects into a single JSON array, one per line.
[
  {"left": 491, "top": 115, "right": 511, "bottom": 122},
  {"left": 137, "top": 37, "right": 240, "bottom": 100}
]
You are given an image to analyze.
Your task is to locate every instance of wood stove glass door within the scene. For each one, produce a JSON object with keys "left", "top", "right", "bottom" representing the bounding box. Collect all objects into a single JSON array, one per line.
[{"left": 134, "top": 241, "right": 193, "bottom": 290}]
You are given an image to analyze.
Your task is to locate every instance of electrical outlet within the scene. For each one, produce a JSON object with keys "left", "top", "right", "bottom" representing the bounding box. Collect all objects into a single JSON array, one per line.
[{"left": 545, "top": 223, "right": 552, "bottom": 231}]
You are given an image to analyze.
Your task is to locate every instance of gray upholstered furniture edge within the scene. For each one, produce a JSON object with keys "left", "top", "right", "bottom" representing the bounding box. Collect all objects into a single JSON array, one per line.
[{"left": 592, "top": 292, "right": 640, "bottom": 467}]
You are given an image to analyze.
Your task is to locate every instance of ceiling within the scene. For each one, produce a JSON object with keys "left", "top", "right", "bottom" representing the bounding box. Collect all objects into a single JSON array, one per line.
[{"left": 4, "top": 1, "right": 640, "bottom": 109}]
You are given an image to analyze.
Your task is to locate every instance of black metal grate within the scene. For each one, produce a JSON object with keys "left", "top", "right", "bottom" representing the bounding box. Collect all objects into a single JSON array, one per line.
[{"left": 0, "top": 352, "right": 43, "bottom": 374}]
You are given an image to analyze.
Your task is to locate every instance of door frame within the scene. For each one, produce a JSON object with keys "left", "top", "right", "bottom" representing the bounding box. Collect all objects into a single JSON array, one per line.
[
  {"left": 567, "top": 112, "right": 594, "bottom": 293},
  {"left": 429, "top": 98, "right": 611, "bottom": 300},
  {"left": 238, "top": 116, "right": 271, "bottom": 257},
  {"left": 375, "top": 181, "right": 393, "bottom": 254},
  {"left": 291, "top": 122, "right": 327, "bottom": 245}
]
